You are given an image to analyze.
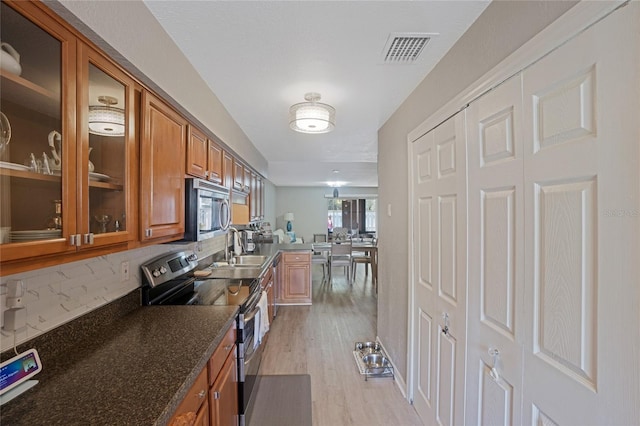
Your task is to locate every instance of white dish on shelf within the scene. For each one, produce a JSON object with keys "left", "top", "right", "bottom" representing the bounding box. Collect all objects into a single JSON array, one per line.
[
  {"left": 89, "top": 172, "right": 110, "bottom": 182},
  {"left": 10, "top": 229, "right": 62, "bottom": 242},
  {"left": 0, "top": 161, "right": 30, "bottom": 171}
]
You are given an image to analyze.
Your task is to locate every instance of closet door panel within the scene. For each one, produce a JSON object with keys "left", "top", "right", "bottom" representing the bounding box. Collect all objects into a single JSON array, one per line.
[
  {"left": 522, "top": 5, "right": 640, "bottom": 424},
  {"left": 465, "top": 75, "right": 525, "bottom": 426}
]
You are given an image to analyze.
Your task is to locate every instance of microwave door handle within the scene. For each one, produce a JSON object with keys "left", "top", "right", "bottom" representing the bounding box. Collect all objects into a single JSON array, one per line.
[{"left": 220, "top": 198, "right": 231, "bottom": 231}]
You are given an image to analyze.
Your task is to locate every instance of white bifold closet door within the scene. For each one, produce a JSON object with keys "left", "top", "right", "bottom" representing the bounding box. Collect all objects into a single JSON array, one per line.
[
  {"left": 411, "top": 113, "right": 467, "bottom": 426},
  {"left": 466, "top": 3, "right": 639, "bottom": 425},
  {"left": 465, "top": 74, "right": 525, "bottom": 426},
  {"left": 521, "top": 4, "right": 639, "bottom": 425}
]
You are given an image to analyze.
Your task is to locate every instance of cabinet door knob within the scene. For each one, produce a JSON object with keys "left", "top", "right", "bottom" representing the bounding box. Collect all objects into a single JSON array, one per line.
[
  {"left": 213, "top": 391, "right": 220, "bottom": 400},
  {"left": 84, "top": 233, "right": 94, "bottom": 245},
  {"left": 198, "top": 390, "right": 206, "bottom": 399}
]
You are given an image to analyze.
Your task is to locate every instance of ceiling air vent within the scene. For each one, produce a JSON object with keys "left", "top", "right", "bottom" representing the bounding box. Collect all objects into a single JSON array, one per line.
[{"left": 382, "top": 32, "right": 435, "bottom": 63}]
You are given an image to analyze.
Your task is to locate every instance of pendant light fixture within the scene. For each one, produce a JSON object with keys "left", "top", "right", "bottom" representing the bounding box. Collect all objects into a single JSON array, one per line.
[
  {"left": 88, "top": 95, "right": 125, "bottom": 137},
  {"left": 289, "top": 92, "right": 335, "bottom": 134}
]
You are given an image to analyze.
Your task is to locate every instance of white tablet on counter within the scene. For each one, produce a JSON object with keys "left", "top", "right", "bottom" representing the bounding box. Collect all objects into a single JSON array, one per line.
[{"left": 0, "top": 348, "right": 42, "bottom": 405}]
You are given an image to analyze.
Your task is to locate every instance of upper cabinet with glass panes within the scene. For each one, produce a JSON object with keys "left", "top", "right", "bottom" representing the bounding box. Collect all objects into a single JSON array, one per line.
[{"left": 0, "top": 1, "right": 137, "bottom": 266}]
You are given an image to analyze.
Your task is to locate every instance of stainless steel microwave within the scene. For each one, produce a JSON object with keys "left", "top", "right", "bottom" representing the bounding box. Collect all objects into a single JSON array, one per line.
[{"left": 184, "top": 178, "right": 231, "bottom": 241}]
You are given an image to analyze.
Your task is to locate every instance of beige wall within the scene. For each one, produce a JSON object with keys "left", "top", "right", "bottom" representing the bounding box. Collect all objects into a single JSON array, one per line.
[
  {"left": 52, "top": 0, "right": 268, "bottom": 177},
  {"left": 275, "top": 187, "right": 378, "bottom": 243},
  {"left": 377, "top": 0, "right": 577, "bottom": 382}
]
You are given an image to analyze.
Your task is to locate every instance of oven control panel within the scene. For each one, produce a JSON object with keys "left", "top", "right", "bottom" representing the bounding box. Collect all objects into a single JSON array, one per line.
[{"left": 141, "top": 251, "right": 199, "bottom": 288}]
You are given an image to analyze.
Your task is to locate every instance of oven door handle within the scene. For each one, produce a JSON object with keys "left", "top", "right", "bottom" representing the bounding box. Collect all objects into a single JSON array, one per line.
[{"left": 244, "top": 305, "right": 260, "bottom": 324}]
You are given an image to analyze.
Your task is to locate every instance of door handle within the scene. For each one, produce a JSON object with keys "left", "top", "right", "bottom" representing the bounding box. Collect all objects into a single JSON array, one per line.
[
  {"left": 488, "top": 347, "right": 500, "bottom": 381},
  {"left": 441, "top": 312, "right": 450, "bottom": 336}
]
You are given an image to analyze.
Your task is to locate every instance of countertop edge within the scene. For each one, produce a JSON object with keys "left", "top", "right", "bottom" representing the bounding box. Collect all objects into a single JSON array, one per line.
[{"left": 155, "top": 308, "right": 238, "bottom": 425}]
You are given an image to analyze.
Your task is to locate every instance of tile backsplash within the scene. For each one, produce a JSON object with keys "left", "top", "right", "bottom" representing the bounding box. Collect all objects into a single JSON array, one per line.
[{"left": 0, "top": 235, "right": 226, "bottom": 352}]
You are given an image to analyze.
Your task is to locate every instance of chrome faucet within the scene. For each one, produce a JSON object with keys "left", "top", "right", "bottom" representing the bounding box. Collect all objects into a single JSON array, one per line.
[{"left": 227, "top": 227, "right": 242, "bottom": 261}]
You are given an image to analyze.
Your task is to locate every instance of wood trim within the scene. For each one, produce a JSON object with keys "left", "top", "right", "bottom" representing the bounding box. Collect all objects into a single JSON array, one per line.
[{"left": 0, "top": 242, "right": 129, "bottom": 276}]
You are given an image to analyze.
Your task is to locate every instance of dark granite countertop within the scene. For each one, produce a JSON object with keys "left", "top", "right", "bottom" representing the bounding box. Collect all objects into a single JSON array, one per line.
[
  {"left": 1, "top": 244, "right": 309, "bottom": 425},
  {"left": 1, "top": 304, "right": 238, "bottom": 426}
]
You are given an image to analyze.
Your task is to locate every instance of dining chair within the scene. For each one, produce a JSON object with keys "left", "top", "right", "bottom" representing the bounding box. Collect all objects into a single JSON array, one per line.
[
  {"left": 351, "top": 237, "right": 378, "bottom": 282},
  {"left": 331, "top": 227, "right": 348, "bottom": 241},
  {"left": 328, "top": 241, "right": 352, "bottom": 284},
  {"left": 313, "top": 233, "right": 327, "bottom": 243},
  {"left": 311, "top": 243, "right": 329, "bottom": 281}
]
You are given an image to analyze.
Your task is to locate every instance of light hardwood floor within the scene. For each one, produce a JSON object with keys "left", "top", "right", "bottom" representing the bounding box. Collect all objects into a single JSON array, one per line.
[{"left": 260, "top": 264, "right": 423, "bottom": 426}]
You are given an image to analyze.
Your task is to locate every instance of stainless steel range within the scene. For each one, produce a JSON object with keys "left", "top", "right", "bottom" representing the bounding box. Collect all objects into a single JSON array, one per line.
[{"left": 140, "top": 251, "right": 265, "bottom": 425}]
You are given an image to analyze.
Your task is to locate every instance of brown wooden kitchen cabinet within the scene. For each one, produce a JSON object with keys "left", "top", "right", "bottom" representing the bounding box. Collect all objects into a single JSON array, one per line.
[
  {"left": 208, "top": 324, "right": 238, "bottom": 426},
  {"left": 243, "top": 167, "right": 251, "bottom": 195},
  {"left": 170, "top": 324, "right": 237, "bottom": 426},
  {"left": 257, "top": 176, "right": 264, "bottom": 219},
  {"left": 186, "top": 125, "right": 208, "bottom": 179},
  {"left": 0, "top": 2, "right": 137, "bottom": 273},
  {"left": 140, "top": 90, "right": 187, "bottom": 242},
  {"left": 249, "top": 174, "right": 264, "bottom": 222},
  {"left": 210, "top": 348, "right": 238, "bottom": 426},
  {"left": 169, "top": 367, "right": 210, "bottom": 426},
  {"left": 222, "top": 152, "right": 233, "bottom": 190},
  {"left": 186, "top": 125, "right": 223, "bottom": 185},
  {"left": 207, "top": 138, "right": 223, "bottom": 184},
  {"left": 249, "top": 172, "right": 257, "bottom": 220},
  {"left": 233, "top": 161, "right": 245, "bottom": 192},
  {"left": 278, "top": 251, "right": 312, "bottom": 305}
]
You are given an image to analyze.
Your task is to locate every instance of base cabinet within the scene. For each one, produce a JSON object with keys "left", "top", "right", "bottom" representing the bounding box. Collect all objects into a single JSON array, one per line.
[
  {"left": 208, "top": 324, "right": 238, "bottom": 426},
  {"left": 210, "top": 349, "right": 238, "bottom": 426},
  {"left": 169, "top": 368, "right": 209, "bottom": 426},
  {"left": 277, "top": 251, "right": 311, "bottom": 305},
  {"left": 170, "top": 325, "right": 237, "bottom": 426}
]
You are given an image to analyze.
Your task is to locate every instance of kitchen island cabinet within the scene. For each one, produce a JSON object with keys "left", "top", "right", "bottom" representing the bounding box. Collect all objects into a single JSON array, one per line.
[{"left": 278, "top": 251, "right": 312, "bottom": 305}]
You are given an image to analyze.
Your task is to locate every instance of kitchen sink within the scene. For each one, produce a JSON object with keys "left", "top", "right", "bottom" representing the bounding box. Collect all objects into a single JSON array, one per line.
[
  {"left": 203, "top": 254, "right": 270, "bottom": 279},
  {"left": 232, "top": 255, "right": 268, "bottom": 266},
  {"left": 207, "top": 266, "right": 262, "bottom": 279}
]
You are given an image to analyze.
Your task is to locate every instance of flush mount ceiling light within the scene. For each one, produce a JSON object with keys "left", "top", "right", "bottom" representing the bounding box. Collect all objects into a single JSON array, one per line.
[
  {"left": 289, "top": 92, "right": 335, "bottom": 134},
  {"left": 88, "top": 95, "right": 125, "bottom": 137}
]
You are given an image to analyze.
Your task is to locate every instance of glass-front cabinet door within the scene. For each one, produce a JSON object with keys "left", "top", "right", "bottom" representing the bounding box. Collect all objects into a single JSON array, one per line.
[
  {"left": 0, "top": 2, "right": 137, "bottom": 267},
  {"left": 0, "top": 1, "right": 77, "bottom": 261},
  {"left": 77, "top": 43, "right": 136, "bottom": 248}
]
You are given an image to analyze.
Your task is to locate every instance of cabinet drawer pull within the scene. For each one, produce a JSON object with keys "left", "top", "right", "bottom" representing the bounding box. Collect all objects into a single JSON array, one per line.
[
  {"left": 145, "top": 229, "right": 153, "bottom": 237},
  {"left": 197, "top": 390, "right": 206, "bottom": 399}
]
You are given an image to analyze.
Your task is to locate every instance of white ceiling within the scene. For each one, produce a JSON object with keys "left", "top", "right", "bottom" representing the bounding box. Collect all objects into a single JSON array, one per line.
[{"left": 143, "top": 1, "right": 490, "bottom": 187}]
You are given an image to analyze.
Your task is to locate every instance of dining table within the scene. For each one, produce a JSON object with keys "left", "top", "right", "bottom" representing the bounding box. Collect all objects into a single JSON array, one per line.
[{"left": 312, "top": 240, "right": 378, "bottom": 289}]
